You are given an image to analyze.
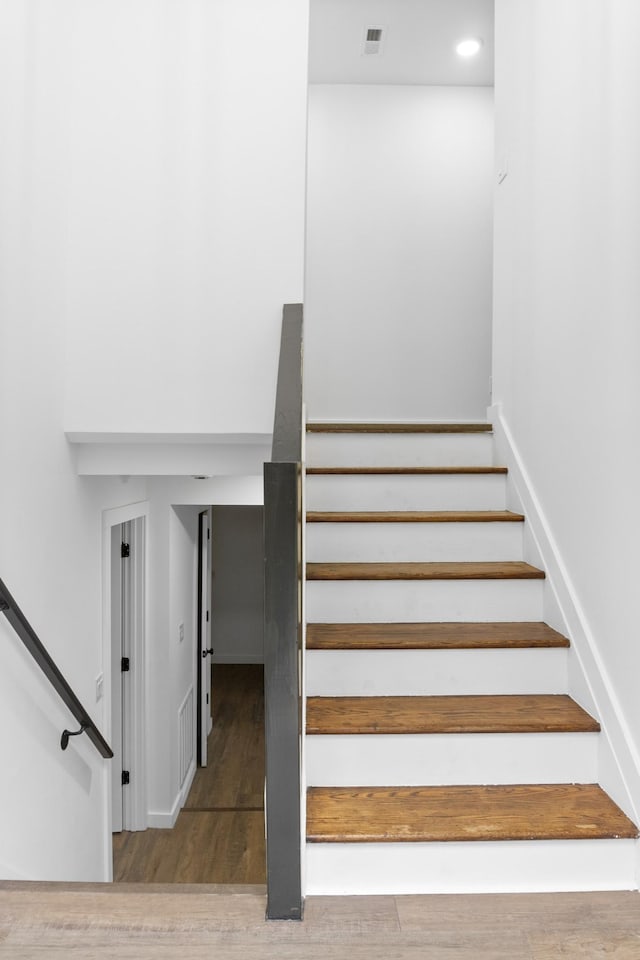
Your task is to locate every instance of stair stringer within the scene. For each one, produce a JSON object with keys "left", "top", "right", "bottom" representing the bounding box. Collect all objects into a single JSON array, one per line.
[{"left": 489, "top": 402, "right": 640, "bottom": 885}]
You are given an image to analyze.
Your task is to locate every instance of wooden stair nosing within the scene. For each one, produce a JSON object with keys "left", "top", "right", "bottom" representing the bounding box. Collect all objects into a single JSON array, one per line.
[
  {"left": 306, "top": 510, "right": 524, "bottom": 524},
  {"left": 306, "top": 561, "right": 545, "bottom": 581},
  {"left": 306, "top": 694, "right": 600, "bottom": 736},
  {"left": 306, "top": 422, "right": 492, "bottom": 435},
  {"left": 306, "top": 466, "right": 507, "bottom": 475},
  {"left": 306, "top": 784, "right": 639, "bottom": 843},
  {"left": 305, "top": 622, "right": 570, "bottom": 650}
]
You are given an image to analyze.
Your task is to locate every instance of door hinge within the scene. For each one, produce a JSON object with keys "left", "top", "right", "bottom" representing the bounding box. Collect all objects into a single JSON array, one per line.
[
  {"left": 121, "top": 542, "right": 130, "bottom": 559},
  {"left": 122, "top": 770, "right": 130, "bottom": 786},
  {"left": 206, "top": 693, "right": 209, "bottom": 705},
  {"left": 207, "top": 528, "right": 210, "bottom": 540},
  {"left": 206, "top": 610, "right": 209, "bottom": 622},
  {"left": 121, "top": 657, "right": 130, "bottom": 672}
]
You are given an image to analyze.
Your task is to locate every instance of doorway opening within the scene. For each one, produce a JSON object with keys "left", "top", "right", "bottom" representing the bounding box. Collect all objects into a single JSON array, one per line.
[{"left": 112, "top": 504, "right": 266, "bottom": 885}]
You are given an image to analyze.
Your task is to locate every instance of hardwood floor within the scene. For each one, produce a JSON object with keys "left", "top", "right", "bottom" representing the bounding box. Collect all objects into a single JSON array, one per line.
[
  {"left": 113, "top": 664, "right": 265, "bottom": 884},
  {"left": 306, "top": 510, "right": 525, "bottom": 523},
  {"left": 1, "top": 886, "right": 640, "bottom": 958},
  {"left": 306, "top": 621, "right": 570, "bottom": 649},
  {"left": 306, "top": 694, "right": 600, "bottom": 735},
  {"left": 306, "top": 466, "right": 508, "bottom": 474},
  {"left": 306, "top": 561, "right": 546, "bottom": 580},
  {"left": 306, "top": 422, "right": 493, "bottom": 433},
  {"left": 307, "top": 784, "right": 638, "bottom": 843}
]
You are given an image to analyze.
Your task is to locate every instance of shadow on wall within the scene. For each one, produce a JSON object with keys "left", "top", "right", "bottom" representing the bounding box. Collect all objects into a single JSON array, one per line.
[{"left": 211, "top": 506, "right": 265, "bottom": 664}]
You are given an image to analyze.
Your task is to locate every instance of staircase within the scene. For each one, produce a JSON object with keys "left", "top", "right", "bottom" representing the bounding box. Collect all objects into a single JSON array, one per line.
[{"left": 303, "top": 422, "right": 638, "bottom": 895}]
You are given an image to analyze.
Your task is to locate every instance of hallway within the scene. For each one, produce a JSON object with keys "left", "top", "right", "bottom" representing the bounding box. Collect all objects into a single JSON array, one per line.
[{"left": 113, "top": 665, "right": 265, "bottom": 884}]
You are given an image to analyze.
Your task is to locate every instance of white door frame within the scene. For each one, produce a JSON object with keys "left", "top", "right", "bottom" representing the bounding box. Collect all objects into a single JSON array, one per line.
[
  {"left": 198, "top": 508, "right": 213, "bottom": 766},
  {"left": 102, "top": 502, "right": 149, "bottom": 878}
]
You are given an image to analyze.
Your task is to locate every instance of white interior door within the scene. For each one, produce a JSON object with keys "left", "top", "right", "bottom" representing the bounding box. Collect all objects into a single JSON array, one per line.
[
  {"left": 206, "top": 507, "right": 213, "bottom": 737},
  {"left": 108, "top": 512, "right": 146, "bottom": 840},
  {"left": 199, "top": 510, "right": 213, "bottom": 766},
  {"left": 120, "top": 520, "right": 133, "bottom": 827}
]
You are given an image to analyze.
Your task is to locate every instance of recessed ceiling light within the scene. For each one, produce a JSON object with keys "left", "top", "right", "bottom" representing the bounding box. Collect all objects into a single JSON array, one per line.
[{"left": 456, "top": 37, "right": 483, "bottom": 58}]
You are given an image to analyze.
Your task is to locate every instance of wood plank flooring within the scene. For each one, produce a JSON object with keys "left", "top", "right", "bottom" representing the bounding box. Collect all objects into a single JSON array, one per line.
[
  {"left": 307, "top": 561, "right": 545, "bottom": 580},
  {"left": 113, "top": 664, "right": 265, "bottom": 884},
  {"left": 306, "top": 784, "right": 639, "bottom": 843},
  {"left": 2, "top": 886, "right": 640, "bottom": 958},
  {"left": 306, "top": 694, "right": 600, "bottom": 735},
  {"left": 306, "top": 510, "right": 524, "bottom": 523},
  {"left": 306, "top": 622, "right": 570, "bottom": 650}
]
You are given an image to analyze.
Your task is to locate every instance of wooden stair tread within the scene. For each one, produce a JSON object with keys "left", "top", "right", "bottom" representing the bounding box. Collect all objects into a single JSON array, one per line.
[
  {"left": 306, "top": 510, "right": 524, "bottom": 523},
  {"left": 306, "top": 622, "right": 570, "bottom": 649},
  {"left": 307, "top": 561, "right": 545, "bottom": 581},
  {"left": 306, "top": 466, "right": 506, "bottom": 475},
  {"left": 306, "top": 695, "right": 599, "bottom": 735},
  {"left": 307, "top": 422, "right": 492, "bottom": 434},
  {"left": 306, "top": 784, "right": 638, "bottom": 843}
]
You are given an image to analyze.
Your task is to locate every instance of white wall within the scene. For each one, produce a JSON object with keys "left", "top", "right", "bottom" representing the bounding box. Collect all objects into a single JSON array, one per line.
[
  {"left": 61, "top": 0, "right": 308, "bottom": 435},
  {"left": 0, "top": 0, "right": 305, "bottom": 879},
  {"left": 211, "top": 507, "right": 264, "bottom": 664},
  {"left": 0, "top": 0, "right": 151, "bottom": 881},
  {"left": 493, "top": 0, "right": 640, "bottom": 813},
  {"left": 305, "top": 84, "right": 494, "bottom": 421}
]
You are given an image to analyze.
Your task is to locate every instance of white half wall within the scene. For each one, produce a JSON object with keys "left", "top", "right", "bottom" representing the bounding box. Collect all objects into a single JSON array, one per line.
[
  {"left": 493, "top": 0, "right": 640, "bottom": 823},
  {"left": 211, "top": 507, "right": 265, "bottom": 664},
  {"left": 305, "top": 84, "right": 494, "bottom": 421}
]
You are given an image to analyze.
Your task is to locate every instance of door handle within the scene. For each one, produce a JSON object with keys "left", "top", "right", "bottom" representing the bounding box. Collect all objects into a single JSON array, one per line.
[{"left": 202, "top": 648, "right": 214, "bottom": 658}]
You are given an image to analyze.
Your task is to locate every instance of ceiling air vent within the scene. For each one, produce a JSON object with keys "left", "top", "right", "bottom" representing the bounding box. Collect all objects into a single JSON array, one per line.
[{"left": 363, "top": 25, "right": 385, "bottom": 56}]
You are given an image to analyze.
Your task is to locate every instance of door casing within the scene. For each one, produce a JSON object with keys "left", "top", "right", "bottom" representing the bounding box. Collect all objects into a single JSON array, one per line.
[
  {"left": 197, "top": 508, "right": 213, "bottom": 766},
  {"left": 102, "top": 503, "right": 149, "bottom": 879}
]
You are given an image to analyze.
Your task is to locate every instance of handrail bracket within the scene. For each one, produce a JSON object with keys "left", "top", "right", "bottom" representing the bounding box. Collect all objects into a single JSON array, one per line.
[{"left": 61, "top": 722, "right": 90, "bottom": 751}]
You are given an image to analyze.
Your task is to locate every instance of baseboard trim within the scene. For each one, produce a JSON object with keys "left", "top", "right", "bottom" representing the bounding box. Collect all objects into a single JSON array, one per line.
[
  {"left": 147, "top": 794, "right": 181, "bottom": 830},
  {"left": 180, "top": 761, "right": 197, "bottom": 808},
  {"left": 489, "top": 403, "right": 640, "bottom": 840},
  {"left": 147, "top": 760, "right": 197, "bottom": 830}
]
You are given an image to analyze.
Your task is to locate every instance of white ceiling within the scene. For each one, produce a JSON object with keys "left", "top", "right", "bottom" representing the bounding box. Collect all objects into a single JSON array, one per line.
[{"left": 309, "top": 0, "right": 494, "bottom": 86}]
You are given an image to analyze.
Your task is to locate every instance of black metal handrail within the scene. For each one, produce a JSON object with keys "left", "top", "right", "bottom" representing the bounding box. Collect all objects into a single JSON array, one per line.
[
  {"left": 264, "top": 303, "right": 303, "bottom": 920},
  {"left": 0, "top": 577, "right": 113, "bottom": 759}
]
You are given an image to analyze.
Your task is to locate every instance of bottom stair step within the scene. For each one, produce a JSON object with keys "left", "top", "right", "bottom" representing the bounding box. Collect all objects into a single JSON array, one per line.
[
  {"left": 306, "top": 784, "right": 638, "bottom": 843},
  {"left": 304, "top": 838, "right": 639, "bottom": 895}
]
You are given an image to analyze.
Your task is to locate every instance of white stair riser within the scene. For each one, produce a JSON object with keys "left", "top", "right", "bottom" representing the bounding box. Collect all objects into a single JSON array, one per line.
[
  {"left": 304, "top": 839, "right": 638, "bottom": 895},
  {"left": 306, "top": 432, "right": 494, "bottom": 467},
  {"left": 306, "top": 521, "right": 524, "bottom": 562},
  {"left": 306, "top": 474, "right": 506, "bottom": 511},
  {"left": 306, "top": 579, "right": 544, "bottom": 623},
  {"left": 306, "top": 732, "right": 598, "bottom": 786},
  {"left": 305, "top": 648, "right": 567, "bottom": 696}
]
